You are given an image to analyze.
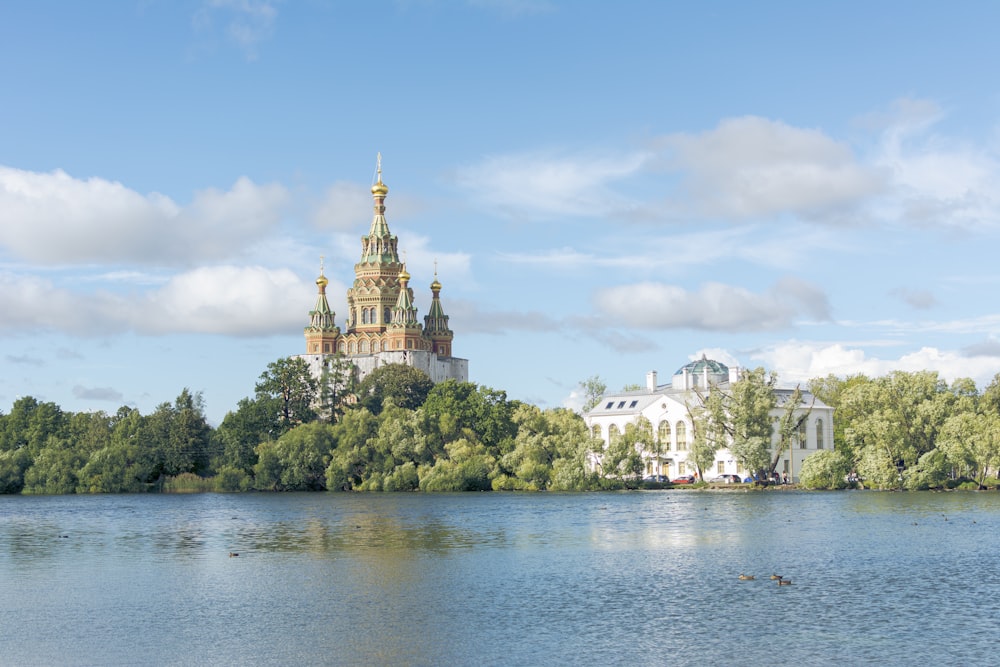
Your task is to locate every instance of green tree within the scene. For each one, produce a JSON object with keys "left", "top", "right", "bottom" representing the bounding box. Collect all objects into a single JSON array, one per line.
[
  {"left": 601, "top": 418, "right": 648, "bottom": 488},
  {"left": 215, "top": 396, "right": 279, "bottom": 473},
  {"left": 317, "top": 353, "right": 357, "bottom": 422},
  {"left": 937, "top": 411, "right": 1000, "bottom": 488},
  {"left": 356, "top": 364, "right": 433, "bottom": 415},
  {"left": 325, "top": 407, "right": 380, "bottom": 490},
  {"left": 798, "top": 450, "right": 850, "bottom": 490},
  {"left": 253, "top": 422, "right": 334, "bottom": 491},
  {"left": 703, "top": 367, "right": 777, "bottom": 480},
  {"left": 255, "top": 357, "right": 318, "bottom": 430},
  {"left": 578, "top": 375, "right": 607, "bottom": 413}
]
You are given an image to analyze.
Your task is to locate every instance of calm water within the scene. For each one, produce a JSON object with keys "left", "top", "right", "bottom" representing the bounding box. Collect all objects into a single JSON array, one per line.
[{"left": 1, "top": 490, "right": 998, "bottom": 666}]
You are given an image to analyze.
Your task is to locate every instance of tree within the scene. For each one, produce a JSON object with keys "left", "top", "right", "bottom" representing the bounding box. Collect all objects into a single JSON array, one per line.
[
  {"left": 317, "top": 353, "right": 357, "bottom": 423},
  {"left": 937, "top": 411, "right": 1000, "bottom": 489},
  {"left": 356, "top": 364, "right": 433, "bottom": 415},
  {"left": 255, "top": 357, "right": 318, "bottom": 431},
  {"left": 701, "top": 367, "right": 777, "bottom": 480},
  {"left": 798, "top": 450, "right": 850, "bottom": 490},
  {"left": 215, "top": 396, "right": 279, "bottom": 473},
  {"left": 601, "top": 418, "right": 648, "bottom": 487},
  {"left": 253, "top": 422, "right": 334, "bottom": 491},
  {"left": 578, "top": 375, "right": 607, "bottom": 413}
]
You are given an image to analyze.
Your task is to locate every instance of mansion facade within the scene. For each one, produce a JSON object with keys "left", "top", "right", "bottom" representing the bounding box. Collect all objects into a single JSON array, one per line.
[
  {"left": 583, "top": 356, "right": 833, "bottom": 482},
  {"left": 296, "top": 159, "right": 468, "bottom": 386}
]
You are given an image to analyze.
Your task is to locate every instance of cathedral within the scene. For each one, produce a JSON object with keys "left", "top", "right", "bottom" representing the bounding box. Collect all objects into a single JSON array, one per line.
[{"left": 297, "top": 158, "right": 469, "bottom": 387}]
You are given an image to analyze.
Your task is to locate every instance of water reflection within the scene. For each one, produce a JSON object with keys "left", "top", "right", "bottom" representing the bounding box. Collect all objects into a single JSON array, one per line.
[{"left": 2, "top": 491, "right": 1000, "bottom": 666}]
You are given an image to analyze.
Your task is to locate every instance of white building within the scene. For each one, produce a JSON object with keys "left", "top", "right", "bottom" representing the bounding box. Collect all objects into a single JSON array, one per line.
[{"left": 583, "top": 356, "right": 834, "bottom": 482}]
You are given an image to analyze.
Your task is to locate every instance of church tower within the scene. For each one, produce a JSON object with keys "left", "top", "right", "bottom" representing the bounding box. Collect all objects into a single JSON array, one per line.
[
  {"left": 303, "top": 260, "right": 340, "bottom": 355},
  {"left": 298, "top": 155, "right": 468, "bottom": 386}
]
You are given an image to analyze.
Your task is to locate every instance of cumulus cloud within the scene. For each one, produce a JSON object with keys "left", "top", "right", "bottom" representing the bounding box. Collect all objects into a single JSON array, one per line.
[
  {"left": 654, "top": 116, "right": 886, "bottom": 221},
  {"left": 0, "top": 167, "right": 288, "bottom": 265},
  {"left": 0, "top": 266, "right": 317, "bottom": 336},
  {"left": 455, "top": 150, "right": 647, "bottom": 220},
  {"left": 591, "top": 278, "right": 829, "bottom": 332},
  {"left": 752, "top": 341, "right": 1000, "bottom": 388}
]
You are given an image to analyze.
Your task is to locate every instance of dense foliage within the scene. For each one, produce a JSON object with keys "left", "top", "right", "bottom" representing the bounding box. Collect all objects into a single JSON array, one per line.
[
  {"left": 4, "top": 359, "right": 1000, "bottom": 493},
  {"left": 0, "top": 361, "right": 604, "bottom": 494}
]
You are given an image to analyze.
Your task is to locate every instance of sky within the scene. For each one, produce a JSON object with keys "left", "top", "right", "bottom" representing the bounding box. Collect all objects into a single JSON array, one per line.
[{"left": 4, "top": 0, "right": 1000, "bottom": 424}]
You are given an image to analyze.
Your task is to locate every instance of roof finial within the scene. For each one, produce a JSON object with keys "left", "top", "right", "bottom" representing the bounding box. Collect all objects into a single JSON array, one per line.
[
  {"left": 319, "top": 255, "right": 325, "bottom": 275},
  {"left": 376, "top": 152, "right": 382, "bottom": 184}
]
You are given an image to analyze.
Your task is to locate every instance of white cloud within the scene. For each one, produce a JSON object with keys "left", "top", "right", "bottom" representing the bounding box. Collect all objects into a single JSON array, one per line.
[
  {"left": 455, "top": 150, "right": 647, "bottom": 220},
  {"left": 890, "top": 287, "right": 937, "bottom": 310},
  {"left": 655, "top": 116, "right": 886, "bottom": 221},
  {"left": 871, "top": 99, "right": 1000, "bottom": 231},
  {"left": 592, "top": 279, "right": 829, "bottom": 332},
  {"left": 752, "top": 341, "right": 1000, "bottom": 388},
  {"left": 0, "top": 266, "right": 317, "bottom": 337},
  {"left": 0, "top": 167, "right": 288, "bottom": 265}
]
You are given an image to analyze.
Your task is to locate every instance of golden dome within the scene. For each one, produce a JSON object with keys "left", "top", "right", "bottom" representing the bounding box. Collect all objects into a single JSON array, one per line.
[
  {"left": 371, "top": 179, "right": 388, "bottom": 196},
  {"left": 316, "top": 274, "right": 329, "bottom": 288},
  {"left": 398, "top": 265, "right": 411, "bottom": 282},
  {"left": 430, "top": 278, "right": 442, "bottom": 291}
]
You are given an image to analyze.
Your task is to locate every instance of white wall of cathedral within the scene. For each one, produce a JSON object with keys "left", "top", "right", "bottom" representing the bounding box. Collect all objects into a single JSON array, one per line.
[{"left": 297, "top": 350, "right": 468, "bottom": 387}]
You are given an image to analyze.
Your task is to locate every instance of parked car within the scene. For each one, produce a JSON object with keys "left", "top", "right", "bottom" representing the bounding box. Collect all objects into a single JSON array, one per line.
[
  {"left": 643, "top": 475, "right": 669, "bottom": 483},
  {"left": 671, "top": 475, "right": 696, "bottom": 485},
  {"left": 710, "top": 474, "right": 742, "bottom": 484}
]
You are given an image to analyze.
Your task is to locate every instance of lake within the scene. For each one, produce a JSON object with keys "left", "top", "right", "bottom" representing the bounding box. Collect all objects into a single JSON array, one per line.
[{"left": 1, "top": 490, "right": 998, "bottom": 666}]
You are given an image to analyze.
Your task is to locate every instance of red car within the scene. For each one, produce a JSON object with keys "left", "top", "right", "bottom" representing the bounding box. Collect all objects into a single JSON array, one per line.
[{"left": 671, "top": 475, "right": 696, "bottom": 485}]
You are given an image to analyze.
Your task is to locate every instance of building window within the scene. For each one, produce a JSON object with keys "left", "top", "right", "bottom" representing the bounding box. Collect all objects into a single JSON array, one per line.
[
  {"left": 617, "top": 401, "right": 626, "bottom": 409},
  {"left": 676, "top": 422, "right": 687, "bottom": 451},
  {"left": 783, "top": 459, "right": 790, "bottom": 473},
  {"left": 717, "top": 461, "right": 725, "bottom": 474},
  {"left": 628, "top": 400, "right": 638, "bottom": 408},
  {"left": 348, "top": 342, "right": 355, "bottom": 354},
  {"left": 338, "top": 341, "right": 346, "bottom": 353},
  {"left": 323, "top": 343, "right": 330, "bottom": 353},
  {"left": 406, "top": 339, "right": 413, "bottom": 349},
  {"left": 362, "top": 309, "right": 368, "bottom": 324},
  {"left": 657, "top": 421, "right": 671, "bottom": 448},
  {"left": 592, "top": 424, "right": 602, "bottom": 439},
  {"left": 384, "top": 308, "right": 391, "bottom": 323},
  {"left": 799, "top": 420, "right": 808, "bottom": 449},
  {"left": 605, "top": 402, "right": 614, "bottom": 409},
  {"left": 359, "top": 340, "right": 368, "bottom": 353},
  {"left": 678, "top": 461, "right": 686, "bottom": 475},
  {"left": 609, "top": 424, "right": 620, "bottom": 440},
  {"left": 816, "top": 419, "right": 824, "bottom": 449}
]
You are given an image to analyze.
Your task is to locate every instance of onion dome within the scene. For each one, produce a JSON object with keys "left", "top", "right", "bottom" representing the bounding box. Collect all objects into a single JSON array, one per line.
[
  {"left": 398, "top": 264, "right": 411, "bottom": 283},
  {"left": 371, "top": 179, "right": 388, "bottom": 196}
]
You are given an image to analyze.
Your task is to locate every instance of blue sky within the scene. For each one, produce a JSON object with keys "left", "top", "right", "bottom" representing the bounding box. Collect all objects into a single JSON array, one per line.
[{"left": 4, "top": 0, "right": 1000, "bottom": 424}]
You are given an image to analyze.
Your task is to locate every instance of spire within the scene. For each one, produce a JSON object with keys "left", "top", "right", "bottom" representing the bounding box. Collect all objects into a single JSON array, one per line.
[
  {"left": 424, "top": 263, "right": 450, "bottom": 334},
  {"left": 360, "top": 152, "right": 400, "bottom": 264},
  {"left": 390, "top": 263, "right": 420, "bottom": 327},
  {"left": 305, "top": 257, "right": 337, "bottom": 332}
]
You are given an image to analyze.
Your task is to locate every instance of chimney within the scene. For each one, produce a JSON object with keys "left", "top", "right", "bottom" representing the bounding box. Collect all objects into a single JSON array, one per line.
[{"left": 646, "top": 370, "right": 658, "bottom": 392}]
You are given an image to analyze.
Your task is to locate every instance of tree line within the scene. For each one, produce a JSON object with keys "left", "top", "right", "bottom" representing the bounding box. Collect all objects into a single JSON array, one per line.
[
  {"left": 0, "top": 357, "right": 606, "bottom": 494},
  {"left": 2, "top": 358, "right": 999, "bottom": 494},
  {"left": 800, "top": 370, "right": 1000, "bottom": 490}
]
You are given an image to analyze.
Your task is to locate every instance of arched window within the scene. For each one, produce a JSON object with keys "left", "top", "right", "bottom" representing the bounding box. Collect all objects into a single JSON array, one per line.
[
  {"left": 384, "top": 307, "right": 391, "bottom": 323},
  {"left": 359, "top": 340, "right": 368, "bottom": 353},
  {"left": 592, "top": 424, "right": 602, "bottom": 440},
  {"left": 658, "top": 421, "right": 671, "bottom": 449},
  {"left": 676, "top": 422, "right": 687, "bottom": 451},
  {"left": 816, "top": 419, "right": 824, "bottom": 449},
  {"left": 608, "top": 424, "right": 620, "bottom": 441},
  {"left": 348, "top": 341, "right": 355, "bottom": 354},
  {"left": 361, "top": 309, "right": 369, "bottom": 324},
  {"left": 338, "top": 341, "right": 346, "bottom": 353},
  {"left": 799, "top": 419, "right": 808, "bottom": 449}
]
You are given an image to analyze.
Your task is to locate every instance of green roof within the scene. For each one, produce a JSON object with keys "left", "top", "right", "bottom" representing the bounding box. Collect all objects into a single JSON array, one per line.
[{"left": 674, "top": 356, "right": 729, "bottom": 376}]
